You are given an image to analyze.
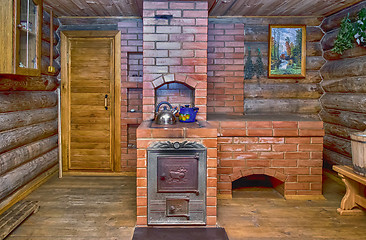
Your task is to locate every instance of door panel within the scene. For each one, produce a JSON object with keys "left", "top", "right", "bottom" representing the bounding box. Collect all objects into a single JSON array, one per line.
[{"left": 61, "top": 31, "right": 121, "bottom": 173}]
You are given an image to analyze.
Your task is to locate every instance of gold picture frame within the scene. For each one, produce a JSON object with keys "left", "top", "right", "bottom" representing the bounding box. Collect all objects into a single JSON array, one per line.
[{"left": 268, "top": 25, "right": 306, "bottom": 78}]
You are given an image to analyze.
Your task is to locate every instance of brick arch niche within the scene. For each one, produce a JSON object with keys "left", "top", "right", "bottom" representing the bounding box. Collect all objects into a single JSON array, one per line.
[
  {"left": 155, "top": 82, "right": 194, "bottom": 109},
  {"left": 220, "top": 167, "right": 288, "bottom": 197},
  {"left": 143, "top": 73, "right": 207, "bottom": 121}
]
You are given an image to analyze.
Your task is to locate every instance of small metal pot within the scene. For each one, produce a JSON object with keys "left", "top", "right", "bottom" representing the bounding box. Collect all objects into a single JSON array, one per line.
[{"left": 155, "top": 101, "right": 176, "bottom": 125}]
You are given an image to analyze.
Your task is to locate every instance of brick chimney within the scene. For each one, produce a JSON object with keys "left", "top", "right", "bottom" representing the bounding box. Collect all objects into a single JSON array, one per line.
[{"left": 142, "top": 0, "right": 208, "bottom": 121}]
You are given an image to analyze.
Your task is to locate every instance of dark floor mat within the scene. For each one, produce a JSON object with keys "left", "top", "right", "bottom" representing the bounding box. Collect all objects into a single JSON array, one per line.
[{"left": 132, "top": 227, "right": 229, "bottom": 240}]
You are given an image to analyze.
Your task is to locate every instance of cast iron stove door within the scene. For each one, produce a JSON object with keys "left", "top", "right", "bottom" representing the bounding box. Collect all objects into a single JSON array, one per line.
[{"left": 147, "top": 141, "right": 207, "bottom": 225}]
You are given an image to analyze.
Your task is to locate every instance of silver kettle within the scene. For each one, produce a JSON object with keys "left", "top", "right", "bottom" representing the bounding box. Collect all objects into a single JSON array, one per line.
[{"left": 155, "top": 101, "right": 177, "bottom": 125}]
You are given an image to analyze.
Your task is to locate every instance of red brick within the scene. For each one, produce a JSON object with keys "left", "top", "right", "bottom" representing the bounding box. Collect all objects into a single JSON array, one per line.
[
  {"left": 246, "top": 160, "right": 271, "bottom": 167},
  {"left": 220, "top": 159, "right": 245, "bottom": 167},
  {"left": 183, "top": 42, "right": 207, "bottom": 50},
  {"left": 136, "top": 216, "right": 147, "bottom": 225},
  {"left": 170, "top": 33, "right": 194, "bottom": 41},
  {"left": 284, "top": 167, "right": 310, "bottom": 175},
  {"left": 272, "top": 144, "right": 297, "bottom": 152},
  {"left": 137, "top": 187, "right": 147, "bottom": 197},
  {"left": 311, "top": 137, "right": 324, "bottom": 144},
  {"left": 207, "top": 178, "right": 217, "bottom": 187},
  {"left": 298, "top": 160, "right": 323, "bottom": 167},
  {"left": 298, "top": 175, "right": 322, "bottom": 182},
  {"left": 233, "top": 137, "right": 258, "bottom": 143},
  {"left": 247, "top": 129, "right": 273, "bottom": 136},
  {"left": 247, "top": 144, "right": 271, "bottom": 152},
  {"left": 207, "top": 187, "right": 217, "bottom": 197},
  {"left": 259, "top": 137, "right": 284, "bottom": 144},
  {"left": 217, "top": 137, "right": 233, "bottom": 144},
  {"left": 136, "top": 197, "right": 147, "bottom": 206},
  {"left": 170, "top": 2, "right": 195, "bottom": 9},
  {"left": 221, "top": 129, "right": 246, "bottom": 137},
  {"left": 271, "top": 159, "right": 297, "bottom": 167},
  {"left": 136, "top": 168, "right": 147, "bottom": 178},
  {"left": 285, "top": 152, "right": 310, "bottom": 159},
  {"left": 298, "top": 121, "right": 323, "bottom": 129},
  {"left": 298, "top": 144, "right": 323, "bottom": 152},
  {"left": 218, "top": 152, "right": 233, "bottom": 159},
  {"left": 183, "top": 10, "right": 207, "bottom": 18},
  {"left": 136, "top": 159, "right": 146, "bottom": 167},
  {"left": 203, "top": 138, "right": 217, "bottom": 148},
  {"left": 207, "top": 216, "right": 217, "bottom": 226},
  {"left": 285, "top": 182, "right": 310, "bottom": 190},
  {"left": 207, "top": 168, "right": 217, "bottom": 177},
  {"left": 156, "top": 58, "right": 181, "bottom": 65},
  {"left": 273, "top": 129, "right": 299, "bottom": 136},
  {"left": 137, "top": 206, "right": 147, "bottom": 215},
  {"left": 156, "top": 26, "right": 181, "bottom": 33},
  {"left": 299, "top": 129, "right": 325, "bottom": 136},
  {"left": 220, "top": 121, "right": 246, "bottom": 128},
  {"left": 247, "top": 121, "right": 272, "bottom": 128},
  {"left": 220, "top": 144, "right": 246, "bottom": 152},
  {"left": 232, "top": 152, "right": 258, "bottom": 159},
  {"left": 207, "top": 197, "right": 217, "bottom": 206},
  {"left": 183, "top": 58, "right": 207, "bottom": 66},
  {"left": 285, "top": 137, "right": 311, "bottom": 144},
  {"left": 259, "top": 152, "right": 284, "bottom": 159}
]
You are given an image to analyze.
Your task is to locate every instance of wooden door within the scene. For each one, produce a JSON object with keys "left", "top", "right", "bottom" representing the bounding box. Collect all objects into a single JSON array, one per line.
[{"left": 61, "top": 31, "right": 121, "bottom": 174}]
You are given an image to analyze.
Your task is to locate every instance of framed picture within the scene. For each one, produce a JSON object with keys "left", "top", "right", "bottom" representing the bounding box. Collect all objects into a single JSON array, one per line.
[{"left": 268, "top": 25, "right": 306, "bottom": 78}]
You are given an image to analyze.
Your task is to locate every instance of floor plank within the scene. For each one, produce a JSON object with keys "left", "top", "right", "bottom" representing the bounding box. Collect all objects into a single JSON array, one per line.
[{"left": 5, "top": 174, "right": 366, "bottom": 240}]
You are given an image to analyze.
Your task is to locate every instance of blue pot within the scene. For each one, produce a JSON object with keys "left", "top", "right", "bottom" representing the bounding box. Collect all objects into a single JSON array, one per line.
[{"left": 179, "top": 105, "right": 199, "bottom": 123}]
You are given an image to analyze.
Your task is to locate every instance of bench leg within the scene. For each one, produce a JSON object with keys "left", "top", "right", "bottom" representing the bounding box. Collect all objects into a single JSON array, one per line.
[{"left": 337, "top": 174, "right": 365, "bottom": 216}]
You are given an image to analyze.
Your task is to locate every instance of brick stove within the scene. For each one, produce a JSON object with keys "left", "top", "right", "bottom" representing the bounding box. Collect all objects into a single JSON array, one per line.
[{"left": 135, "top": 0, "right": 324, "bottom": 228}]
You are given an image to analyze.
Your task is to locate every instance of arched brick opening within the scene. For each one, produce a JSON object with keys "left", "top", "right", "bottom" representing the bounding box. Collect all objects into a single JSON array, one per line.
[
  {"left": 155, "top": 82, "right": 195, "bottom": 109},
  {"left": 219, "top": 168, "right": 288, "bottom": 197},
  {"left": 143, "top": 73, "right": 207, "bottom": 120}
]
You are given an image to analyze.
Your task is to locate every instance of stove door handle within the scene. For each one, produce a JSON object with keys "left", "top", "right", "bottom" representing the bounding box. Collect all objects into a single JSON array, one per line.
[
  {"left": 160, "top": 173, "right": 166, "bottom": 181},
  {"left": 194, "top": 190, "right": 199, "bottom": 196}
]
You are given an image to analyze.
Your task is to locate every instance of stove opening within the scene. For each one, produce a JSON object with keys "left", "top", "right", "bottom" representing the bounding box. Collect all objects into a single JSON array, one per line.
[{"left": 232, "top": 174, "right": 284, "bottom": 198}]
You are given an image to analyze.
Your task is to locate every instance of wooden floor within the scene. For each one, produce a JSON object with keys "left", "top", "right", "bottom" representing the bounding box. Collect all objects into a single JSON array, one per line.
[{"left": 5, "top": 173, "right": 366, "bottom": 240}]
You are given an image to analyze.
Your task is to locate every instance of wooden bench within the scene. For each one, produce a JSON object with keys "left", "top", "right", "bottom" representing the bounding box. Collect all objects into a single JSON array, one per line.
[
  {"left": 333, "top": 165, "right": 366, "bottom": 215},
  {"left": 0, "top": 201, "right": 39, "bottom": 239}
]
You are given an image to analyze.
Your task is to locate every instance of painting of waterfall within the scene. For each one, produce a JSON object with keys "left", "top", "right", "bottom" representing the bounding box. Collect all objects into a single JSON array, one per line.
[{"left": 268, "top": 25, "right": 306, "bottom": 78}]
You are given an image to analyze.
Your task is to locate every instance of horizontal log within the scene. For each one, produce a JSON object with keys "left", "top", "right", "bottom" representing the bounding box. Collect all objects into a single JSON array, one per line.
[
  {"left": 0, "top": 135, "right": 58, "bottom": 175},
  {"left": 324, "top": 134, "right": 351, "bottom": 157},
  {"left": 41, "top": 41, "right": 59, "bottom": 59},
  {"left": 306, "top": 27, "right": 324, "bottom": 42},
  {"left": 323, "top": 44, "right": 366, "bottom": 60},
  {"left": 228, "top": 17, "right": 323, "bottom": 27},
  {"left": 43, "top": 10, "right": 60, "bottom": 31},
  {"left": 41, "top": 56, "right": 60, "bottom": 76},
  {"left": 306, "top": 56, "right": 325, "bottom": 70},
  {"left": 0, "top": 107, "right": 57, "bottom": 132},
  {"left": 244, "top": 83, "right": 322, "bottom": 99},
  {"left": 243, "top": 26, "right": 322, "bottom": 43},
  {"left": 0, "top": 148, "right": 58, "bottom": 201},
  {"left": 323, "top": 148, "right": 352, "bottom": 166},
  {"left": 320, "top": 29, "right": 338, "bottom": 51},
  {"left": 321, "top": 77, "right": 366, "bottom": 93},
  {"left": 243, "top": 42, "right": 322, "bottom": 57},
  {"left": 244, "top": 99, "right": 321, "bottom": 114},
  {"left": 0, "top": 75, "right": 58, "bottom": 91},
  {"left": 321, "top": 93, "right": 366, "bottom": 113},
  {"left": 319, "top": 109, "right": 366, "bottom": 131},
  {"left": 323, "top": 122, "right": 359, "bottom": 140},
  {"left": 0, "top": 120, "right": 57, "bottom": 154},
  {"left": 0, "top": 92, "right": 57, "bottom": 113},
  {"left": 321, "top": 1, "right": 366, "bottom": 32},
  {"left": 320, "top": 55, "right": 366, "bottom": 80},
  {"left": 244, "top": 71, "right": 322, "bottom": 84}
]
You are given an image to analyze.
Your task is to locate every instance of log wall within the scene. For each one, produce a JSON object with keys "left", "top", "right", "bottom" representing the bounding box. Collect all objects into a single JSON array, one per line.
[
  {"left": 320, "top": 1, "right": 366, "bottom": 166},
  {"left": 242, "top": 17, "right": 325, "bottom": 116},
  {"left": 0, "top": 10, "right": 60, "bottom": 204}
]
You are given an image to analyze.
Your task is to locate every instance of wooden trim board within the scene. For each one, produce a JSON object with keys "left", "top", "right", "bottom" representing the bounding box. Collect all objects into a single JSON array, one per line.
[{"left": 0, "top": 165, "right": 58, "bottom": 215}]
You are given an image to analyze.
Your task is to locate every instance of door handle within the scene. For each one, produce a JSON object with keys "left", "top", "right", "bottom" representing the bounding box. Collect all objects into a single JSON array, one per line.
[{"left": 104, "top": 94, "right": 108, "bottom": 110}]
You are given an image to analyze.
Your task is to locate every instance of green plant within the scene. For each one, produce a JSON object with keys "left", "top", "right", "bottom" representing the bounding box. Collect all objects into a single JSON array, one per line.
[
  {"left": 244, "top": 47, "right": 254, "bottom": 80},
  {"left": 332, "top": 14, "right": 355, "bottom": 54},
  {"left": 354, "top": 8, "right": 366, "bottom": 46},
  {"left": 254, "top": 48, "right": 264, "bottom": 79}
]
